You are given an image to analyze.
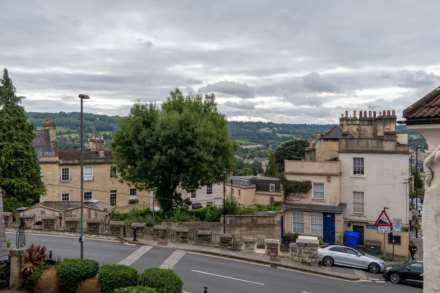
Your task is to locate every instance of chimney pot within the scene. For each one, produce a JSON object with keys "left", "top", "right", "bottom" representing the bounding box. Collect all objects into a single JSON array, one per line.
[
  {"left": 368, "top": 111, "right": 372, "bottom": 118},
  {"left": 392, "top": 109, "right": 396, "bottom": 116},
  {"left": 353, "top": 110, "right": 357, "bottom": 118},
  {"left": 345, "top": 110, "right": 348, "bottom": 117},
  {"left": 387, "top": 110, "right": 391, "bottom": 117},
  {"left": 359, "top": 111, "right": 363, "bottom": 118},
  {"left": 373, "top": 111, "right": 376, "bottom": 118}
]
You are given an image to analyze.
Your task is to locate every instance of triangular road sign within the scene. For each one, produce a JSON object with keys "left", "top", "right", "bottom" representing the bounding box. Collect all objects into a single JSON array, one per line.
[{"left": 374, "top": 208, "right": 392, "bottom": 227}]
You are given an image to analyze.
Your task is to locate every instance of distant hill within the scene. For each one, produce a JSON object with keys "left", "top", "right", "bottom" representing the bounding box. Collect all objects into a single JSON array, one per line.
[{"left": 27, "top": 112, "right": 427, "bottom": 151}]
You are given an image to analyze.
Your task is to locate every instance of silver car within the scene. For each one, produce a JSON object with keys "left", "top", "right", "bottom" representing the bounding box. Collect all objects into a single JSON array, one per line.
[{"left": 319, "top": 245, "right": 385, "bottom": 273}]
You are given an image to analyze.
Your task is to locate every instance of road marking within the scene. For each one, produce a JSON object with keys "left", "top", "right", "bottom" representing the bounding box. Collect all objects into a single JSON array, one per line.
[
  {"left": 118, "top": 245, "right": 152, "bottom": 266},
  {"left": 188, "top": 252, "right": 270, "bottom": 268},
  {"left": 192, "top": 270, "right": 264, "bottom": 286},
  {"left": 160, "top": 250, "right": 186, "bottom": 269}
]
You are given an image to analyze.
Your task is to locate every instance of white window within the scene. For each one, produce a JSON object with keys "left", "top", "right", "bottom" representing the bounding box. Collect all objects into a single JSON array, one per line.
[
  {"left": 353, "top": 191, "right": 364, "bottom": 215},
  {"left": 312, "top": 183, "right": 325, "bottom": 200},
  {"left": 353, "top": 157, "right": 364, "bottom": 175},
  {"left": 130, "top": 188, "right": 137, "bottom": 197},
  {"left": 61, "top": 192, "right": 70, "bottom": 201},
  {"left": 110, "top": 166, "right": 117, "bottom": 178},
  {"left": 206, "top": 202, "right": 213, "bottom": 207},
  {"left": 61, "top": 167, "right": 70, "bottom": 182},
  {"left": 311, "top": 213, "right": 323, "bottom": 237},
  {"left": 269, "top": 183, "right": 276, "bottom": 192},
  {"left": 84, "top": 191, "right": 92, "bottom": 201},
  {"left": 110, "top": 190, "right": 117, "bottom": 206},
  {"left": 292, "top": 210, "right": 304, "bottom": 234},
  {"left": 84, "top": 166, "right": 93, "bottom": 181},
  {"left": 191, "top": 191, "right": 196, "bottom": 198},
  {"left": 206, "top": 184, "right": 213, "bottom": 195}
]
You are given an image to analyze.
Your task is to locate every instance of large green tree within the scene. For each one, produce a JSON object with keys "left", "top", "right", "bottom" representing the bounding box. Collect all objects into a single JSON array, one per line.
[
  {"left": 0, "top": 69, "right": 44, "bottom": 211},
  {"left": 273, "top": 139, "right": 308, "bottom": 173},
  {"left": 112, "top": 89, "right": 236, "bottom": 212}
]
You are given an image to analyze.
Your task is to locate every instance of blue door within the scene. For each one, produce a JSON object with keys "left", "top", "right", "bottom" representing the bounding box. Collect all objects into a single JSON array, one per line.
[{"left": 323, "top": 213, "right": 335, "bottom": 244}]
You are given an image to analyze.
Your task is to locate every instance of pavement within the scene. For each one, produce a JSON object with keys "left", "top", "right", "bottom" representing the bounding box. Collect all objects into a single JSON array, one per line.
[{"left": 5, "top": 231, "right": 422, "bottom": 293}]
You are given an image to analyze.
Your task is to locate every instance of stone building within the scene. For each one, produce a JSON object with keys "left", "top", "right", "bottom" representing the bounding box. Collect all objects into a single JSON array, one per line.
[
  {"left": 0, "top": 190, "right": 7, "bottom": 260},
  {"left": 283, "top": 110, "right": 410, "bottom": 256},
  {"left": 180, "top": 183, "right": 224, "bottom": 209},
  {"left": 225, "top": 176, "right": 283, "bottom": 207},
  {"left": 32, "top": 120, "right": 151, "bottom": 211}
]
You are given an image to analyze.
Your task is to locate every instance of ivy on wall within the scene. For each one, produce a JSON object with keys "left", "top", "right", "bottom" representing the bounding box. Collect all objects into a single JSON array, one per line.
[{"left": 281, "top": 178, "right": 312, "bottom": 198}]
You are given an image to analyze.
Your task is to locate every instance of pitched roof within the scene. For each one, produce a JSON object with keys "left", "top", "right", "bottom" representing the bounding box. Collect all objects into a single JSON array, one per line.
[
  {"left": 58, "top": 150, "right": 112, "bottom": 164},
  {"left": 404, "top": 86, "right": 440, "bottom": 124},
  {"left": 32, "top": 129, "right": 56, "bottom": 157},
  {"left": 321, "top": 125, "right": 342, "bottom": 140}
]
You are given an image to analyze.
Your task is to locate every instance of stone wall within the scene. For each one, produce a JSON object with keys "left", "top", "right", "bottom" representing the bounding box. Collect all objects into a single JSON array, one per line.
[
  {"left": 290, "top": 235, "right": 319, "bottom": 265},
  {"left": 224, "top": 213, "right": 281, "bottom": 243},
  {"left": 0, "top": 190, "right": 7, "bottom": 260}
]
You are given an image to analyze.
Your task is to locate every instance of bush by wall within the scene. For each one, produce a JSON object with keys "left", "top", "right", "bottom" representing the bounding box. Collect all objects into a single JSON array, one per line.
[
  {"left": 0, "top": 260, "right": 10, "bottom": 289},
  {"left": 23, "top": 264, "right": 49, "bottom": 292},
  {"left": 141, "top": 268, "right": 182, "bottom": 293},
  {"left": 56, "top": 259, "right": 99, "bottom": 293},
  {"left": 98, "top": 264, "right": 138, "bottom": 293},
  {"left": 114, "top": 286, "right": 158, "bottom": 293}
]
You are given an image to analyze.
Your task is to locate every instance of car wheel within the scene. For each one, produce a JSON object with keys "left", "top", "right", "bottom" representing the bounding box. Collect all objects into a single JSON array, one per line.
[
  {"left": 322, "top": 256, "right": 334, "bottom": 267},
  {"left": 389, "top": 273, "right": 401, "bottom": 284},
  {"left": 368, "top": 263, "right": 380, "bottom": 274}
]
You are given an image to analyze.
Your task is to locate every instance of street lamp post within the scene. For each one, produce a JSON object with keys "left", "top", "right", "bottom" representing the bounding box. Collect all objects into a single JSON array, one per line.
[{"left": 78, "top": 94, "right": 90, "bottom": 259}]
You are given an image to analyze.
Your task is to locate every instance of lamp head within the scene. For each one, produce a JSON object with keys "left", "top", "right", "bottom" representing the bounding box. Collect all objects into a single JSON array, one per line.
[{"left": 78, "top": 94, "right": 90, "bottom": 100}]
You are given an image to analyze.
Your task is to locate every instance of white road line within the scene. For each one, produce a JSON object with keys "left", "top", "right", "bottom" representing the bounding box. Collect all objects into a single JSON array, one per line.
[
  {"left": 188, "top": 252, "right": 270, "bottom": 268},
  {"left": 118, "top": 245, "right": 152, "bottom": 266},
  {"left": 192, "top": 269, "right": 264, "bottom": 286},
  {"left": 160, "top": 250, "right": 186, "bottom": 269}
]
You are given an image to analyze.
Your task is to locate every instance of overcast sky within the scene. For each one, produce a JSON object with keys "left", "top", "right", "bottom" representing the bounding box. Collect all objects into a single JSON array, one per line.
[{"left": 2, "top": 1, "right": 440, "bottom": 123}]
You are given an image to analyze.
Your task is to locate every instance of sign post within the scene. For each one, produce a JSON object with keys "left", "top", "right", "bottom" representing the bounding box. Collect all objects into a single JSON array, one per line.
[{"left": 374, "top": 208, "right": 393, "bottom": 258}]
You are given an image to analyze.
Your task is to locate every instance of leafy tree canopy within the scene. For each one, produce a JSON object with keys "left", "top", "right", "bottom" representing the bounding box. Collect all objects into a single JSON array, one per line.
[
  {"left": 112, "top": 89, "right": 236, "bottom": 212},
  {"left": 274, "top": 139, "right": 308, "bottom": 173},
  {"left": 0, "top": 69, "right": 44, "bottom": 211}
]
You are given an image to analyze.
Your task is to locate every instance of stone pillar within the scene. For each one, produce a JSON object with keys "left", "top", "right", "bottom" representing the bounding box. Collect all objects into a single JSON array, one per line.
[
  {"left": 423, "top": 149, "right": 440, "bottom": 293},
  {"left": 0, "top": 189, "right": 8, "bottom": 260},
  {"left": 9, "top": 248, "right": 25, "bottom": 289},
  {"left": 265, "top": 239, "right": 280, "bottom": 257}
]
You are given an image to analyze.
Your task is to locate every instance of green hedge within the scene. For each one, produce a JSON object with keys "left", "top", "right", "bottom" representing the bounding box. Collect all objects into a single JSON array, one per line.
[
  {"left": 0, "top": 260, "right": 10, "bottom": 289},
  {"left": 23, "top": 264, "right": 48, "bottom": 292},
  {"left": 98, "top": 264, "right": 139, "bottom": 293},
  {"left": 56, "top": 259, "right": 100, "bottom": 293},
  {"left": 114, "top": 286, "right": 158, "bottom": 293},
  {"left": 141, "top": 268, "right": 182, "bottom": 293}
]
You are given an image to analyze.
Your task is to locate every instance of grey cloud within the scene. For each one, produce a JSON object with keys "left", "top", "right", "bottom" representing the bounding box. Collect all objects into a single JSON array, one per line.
[
  {"left": 200, "top": 81, "right": 255, "bottom": 98},
  {"left": 302, "top": 72, "right": 339, "bottom": 93}
]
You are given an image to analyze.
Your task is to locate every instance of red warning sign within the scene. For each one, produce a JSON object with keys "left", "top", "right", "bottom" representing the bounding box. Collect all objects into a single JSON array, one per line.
[{"left": 374, "top": 208, "right": 392, "bottom": 227}]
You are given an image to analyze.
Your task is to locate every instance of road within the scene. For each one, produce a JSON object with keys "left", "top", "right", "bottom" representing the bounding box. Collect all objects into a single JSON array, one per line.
[{"left": 6, "top": 231, "right": 422, "bottom": 293}]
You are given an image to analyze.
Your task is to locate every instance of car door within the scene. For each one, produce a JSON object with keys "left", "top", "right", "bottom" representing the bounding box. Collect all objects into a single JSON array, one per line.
[
  {"left": 328, "top": 246, "right": 352, "bottom": 266},
  {"left": 404, "top": 262, "right": 423, "bottom": 282},
  {"left": 343, "top": 248, "right": 363, "bottom": 268}
]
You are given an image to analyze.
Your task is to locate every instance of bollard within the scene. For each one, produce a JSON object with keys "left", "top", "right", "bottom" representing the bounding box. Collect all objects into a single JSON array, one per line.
[
  {"left": 204, "top": 286, "right": 208, "bottom": 293},
  {"left": 133, "top": 228, "right": 137, "bottom": 242}
]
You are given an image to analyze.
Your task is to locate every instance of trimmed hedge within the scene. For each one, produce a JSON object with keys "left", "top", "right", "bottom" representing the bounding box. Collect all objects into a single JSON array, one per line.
[
  {"left": 56, "top": 259, "right": 100, "bottom": 293},
  {"left": 114, "top": 286, "right": 158, "bottom": 293},
  {"left": 98, "top": 264, "right": 138, "bottom": 293},
  {"left": 141, "top": 268, "right": 182, "bottom": 293},
  {"left": 0, "top": 260, "right": 10, "bottom": 289},
  {"left": 23, "top": 264, "right": 48, "bottom": 292}
]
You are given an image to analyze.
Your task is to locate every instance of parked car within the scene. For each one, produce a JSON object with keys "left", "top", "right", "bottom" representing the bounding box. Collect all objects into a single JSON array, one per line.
[
  {"left": 383, "top": 261, "right": 423, "bottom": 284},
  {"left": 318, "top": 245, "right": 385, "bottom": 273}
]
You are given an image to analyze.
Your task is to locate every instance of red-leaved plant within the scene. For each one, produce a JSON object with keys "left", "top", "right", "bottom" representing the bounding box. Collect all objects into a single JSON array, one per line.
[{"left": 22, "top": 244, "right": 48, "bottom": 277}]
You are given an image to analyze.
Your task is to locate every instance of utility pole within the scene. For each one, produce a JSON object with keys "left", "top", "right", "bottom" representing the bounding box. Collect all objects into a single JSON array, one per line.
[
  {"left": 78, "top": 94, "right": 90, "bottom": 260},
  {"left": 223, "top": 174, "right": 226, "bottom": 234}
]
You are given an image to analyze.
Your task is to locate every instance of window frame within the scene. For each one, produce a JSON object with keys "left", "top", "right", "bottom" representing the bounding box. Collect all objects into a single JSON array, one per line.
[
  {"left": 353, "top": 157, "right": 365, "bottom": 176},
  {"left": 129, "top": 188, "right": 137, "bottom": 197},
  {"left": 310, "top": 213, "right": 323, "bottom": 237},
  {"left": 83, "top": 166, "right": 93, "bottom": 181},
  {"left": 292, "top": 210, "right": 304, "bottom": 234},
  {"left": 60, "top": 167, "right": 70, "bottom": 182},
  {"left": 353, "top": 191, "right": 365, "bottom": 215},
  {"left": 191, "top": 191, "right": 196, "bottom": 198},
  {"left": 83, "top": 191, "right": 92, "bottom": 201},
  {"left": 312, "top": 182, "right": 325, "bottom": 200},
  {"left": 61, "top": 192, "right": 70, "bottom": 201},
  {"left": 110, "top": 166, "right": 117, "bottom": 178},
  {"left": 206, "top": 184, "right": 213, "bottom": 195},
  {"left": 110, "top": 190, "right": 117, "bottom": 206},
  {"left": 269, "top": 183, "right": 276, "bottom": 193}
]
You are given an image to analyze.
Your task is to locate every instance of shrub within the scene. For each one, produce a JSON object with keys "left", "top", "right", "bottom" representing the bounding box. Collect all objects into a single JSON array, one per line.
[
  {"left": 0, "top": 260, "right": 10, "bottom": 289},
  {"left": 56, "top": 259, "right": 99, "bottom": 293},
  {"left": 22, "top": 244, "right": 48, "bottom": 278},
  {"left": 23, "top": 264, "right": 49, "bottom": 292},
  {"left": 98, "top": 264, "right": 138, "bottom": 293},
  {"left": 114, "top": 286, "right": 158, "bottom": 293},
  {"left": 141, "top": 268, "right": 183, "bottom": 293}
]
